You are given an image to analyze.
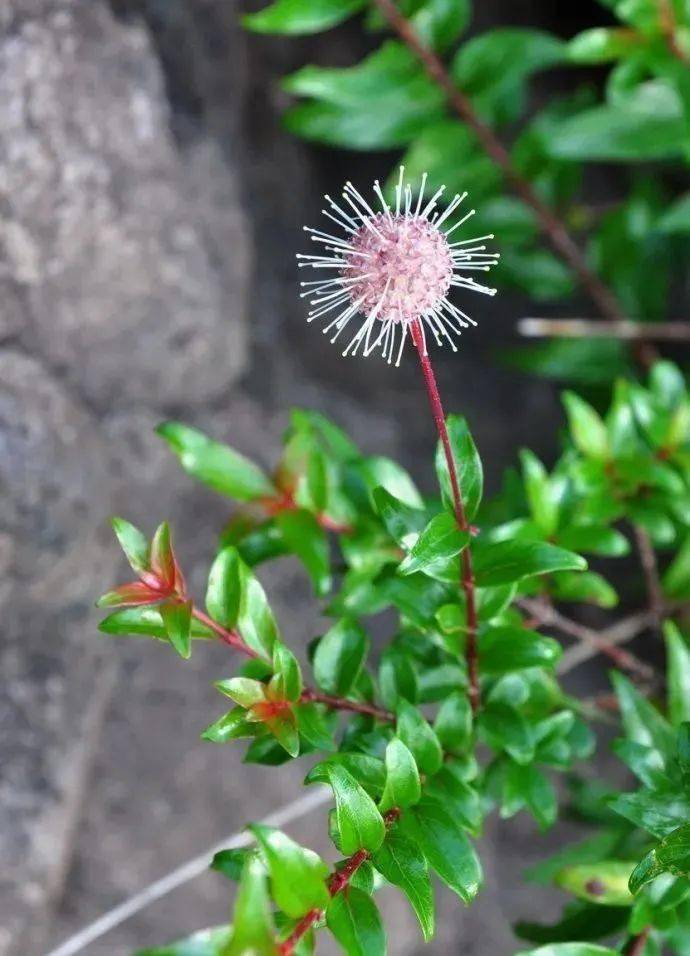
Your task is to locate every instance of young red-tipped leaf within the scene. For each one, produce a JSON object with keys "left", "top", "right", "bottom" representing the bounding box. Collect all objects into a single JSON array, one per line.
[
  {"left": 150, "top": 522, "right": 176, "bottom": 590},
  {"left": 96, "top": 581, "right": 158, "bottom": 609}
]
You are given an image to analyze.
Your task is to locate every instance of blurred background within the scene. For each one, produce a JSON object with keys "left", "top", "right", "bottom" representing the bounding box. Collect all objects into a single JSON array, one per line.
[{"left": 1, "top": 1, "right": 626, "bottom": 953}]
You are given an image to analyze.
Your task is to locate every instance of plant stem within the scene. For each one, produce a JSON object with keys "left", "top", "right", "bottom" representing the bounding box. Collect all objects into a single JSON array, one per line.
[
  {"left": 372, "top": 0, "right": 626, "bottom": 326},
  {"left": 191, "top": 607, "right": 393, "bottom": 719},
  {"left": 277, "top": 810, "right": 401, "bottom": 955},
  {"left": 518, "top": 597, "right": 655, "bottom": 680},
  {"left": 519, "top": 318, "right": 690, "bottom": 341},
  {"left": 410, "top": 320, "right": 480, "bottom": 713},
  {"left": 633, "top": 524, "right": 664, "bottom": 633},
  {"left": 301, "top": 688, "right": 393, "bottom": 721},
  {"left": 624, "top": 926, "right": 651, "bottom": 955}
]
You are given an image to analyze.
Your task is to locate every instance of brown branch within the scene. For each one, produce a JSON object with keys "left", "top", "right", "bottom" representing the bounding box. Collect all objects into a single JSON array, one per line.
[
  {"left": 557, "top": 608, "right": 658, "bottom": 675},
  {"left": 624, "top": 926, "right": 651, "bottom": 956},
  {"left": 518, "top": 597, "right": 655, "bottom": 680},
  {"left": 277, "top": 809, "right": 401, "bottom": 955},
  {"left": 411, "top": 320, "right": 480, "bottom": 713},
  {"left": 372, "top": 0, "right": 627, "bottom": 326},
  {"left": 633, "top": 525, "right": 664, "bottom": 633},
  {"left": 300, "top": 688, "right": 393, "bottom": 722},
  {"left": 660, "top": 0, "right": 690, "bottom": 64},
  {"left": 519, "top": 318, "right": 690, "bottom": 341}
]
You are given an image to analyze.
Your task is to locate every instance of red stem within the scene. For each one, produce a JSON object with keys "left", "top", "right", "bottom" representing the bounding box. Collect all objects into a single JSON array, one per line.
[
  {"left": 410, "top": 320, "right": 480, "bottom": 713},
  {"left": 277, "top": 810, "right": 401, "bottom": 955},
  {"left": 624, "top": 927, "right": 650, "bottom": 956},
  {"left": 191, "top": 608, "right": 394, "bottom": 719},
  {"left": 301, "top": 687, "right": 393, "bottom": 722}
]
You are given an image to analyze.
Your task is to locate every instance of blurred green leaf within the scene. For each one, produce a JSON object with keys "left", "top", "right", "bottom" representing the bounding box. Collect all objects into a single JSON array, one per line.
[
  {"left": 243, "top": 0, "right": 364, "bottom": 34},
  {"left": 276, "top": 510, "right": 331, "bottom": 596},
  {"left": 313, "top": 618, "right": 369, "bottom": 696},
  {"left": 157, "top": 422, "right": 274, "bottom": 501},
  {"left": 250, "top": 824, "right": 329, "bottom": 918}
]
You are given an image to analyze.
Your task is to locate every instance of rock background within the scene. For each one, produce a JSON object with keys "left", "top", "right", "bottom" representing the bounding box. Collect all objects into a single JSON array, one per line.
[{"left": 0, "top": 1, "right": 613, "bottom": 954}]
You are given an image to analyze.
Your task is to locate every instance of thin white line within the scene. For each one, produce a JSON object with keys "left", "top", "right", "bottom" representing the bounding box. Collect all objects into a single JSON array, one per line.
[{"left": 44, "top": 788, "right": 330, "bottom": 956}]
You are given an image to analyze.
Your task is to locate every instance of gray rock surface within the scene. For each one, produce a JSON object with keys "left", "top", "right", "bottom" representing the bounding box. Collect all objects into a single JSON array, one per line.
[{"left": 0, "top": 1, "right": 250, "bottom": 953}]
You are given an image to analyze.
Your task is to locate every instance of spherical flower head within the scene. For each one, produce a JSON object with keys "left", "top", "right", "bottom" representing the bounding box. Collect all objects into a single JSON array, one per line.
[{"left": 298, "top": 168, "right": 499, "bottom": 366}]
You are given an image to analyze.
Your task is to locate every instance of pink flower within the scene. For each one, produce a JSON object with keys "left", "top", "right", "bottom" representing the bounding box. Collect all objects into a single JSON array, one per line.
[{"left": 298, "top": 168, "right": 499, "bottom": 365}]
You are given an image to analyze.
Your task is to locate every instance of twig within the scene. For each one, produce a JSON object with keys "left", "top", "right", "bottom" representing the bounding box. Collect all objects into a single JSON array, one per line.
[
  {"left": 411, "top": 320, "right": 480, "bottom": 713},
  {"left": 191, "top": 608, "right": 392, "bottom": 720},
  {"left": 518, "top": 597, "right": 655, "bottom": 680},
  {"left": 44, "top": 788, "right": 332, "bottom": 956},
  {"left": 558, "top": 608, "right": 657, "bottom": 675},
  {"left": 372, "top": 0, "right": 627, "bottom": 326},
  {"left": 659, "top": 0, "right": 690, "bottom": 64},
  {"left": 633, "top": 524, "right": 664, "bottom": 633},
  {"left": 624, "top": 926, "right": 651, "bottom": 956},
  {"left": 277, "top": 809, "right": 401, "bottom": 955},
  {"left": 519, "top": 318, "right": 690, "bottom": 341}
]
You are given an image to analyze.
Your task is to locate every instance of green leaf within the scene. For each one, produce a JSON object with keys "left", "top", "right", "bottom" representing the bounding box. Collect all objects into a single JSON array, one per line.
[
  {"left": 210, "top": 848, "right": 250, "bottom": 882},
  {"left": 295, "top": 702, "right": 336, "bottom": 751},
  {"left": 372, "top": 829, "right": 434, "bottom": 940},
  {"left": 504, "top": 338, "right": 632, "bottom": 386},
  {"left": 134, "top": 926, "right": 233, "bottom": 955},
  {"left": 216, "top": 678, "right": 267, "bottom": 709},
  {"left": 150, "top": 522, "right": 175, "bottom": 587},
  {"left": 111, "top": 517, "right": 149, "bottom": 575},
  {"left": 394, "top": 120, "right": 501, "bottom": 204},
  {"left": 663, "top": 533, "right": 690, "bottom": 600},
  {"left": 479, "top": 625, "right": 561, "bottom": 673},
  {"left": 407, "top": 0, "right": 470, "bottom": 52},
  {"left": 237, "top": 560, "right": 280, "bottom": 659},
  {"left": 555, "top": 860, "right": 634, "bottom": 906},
  {"left": 243, "top": 0, "right": 364, "bottom": 34},
  {"left": 435, "top": 415, "right": 483, "bottom": 521},
  {"left": 160, "top": 599, "right": 192, "bottom": 659},
  {"left": 396, "top": 699, "right": 443, "bottom": 775},
  {"left": 205, "top": 547, "right": 241, "bottom": 629},
  {"left": 356, "top": 455, "right": 424, "bottom": 509},
  {"left": 609, "top": 789, "right": 690, "bottom": 839},
  {"left": 378, "top": 648, "right": 418, "bottom": 711},
  {"left": 372, "top": 487, "right": 427, "bottom": 549},
  {"left": 433, "top": 691, "right": 472, "bottom": 753},
  {"left": 271, "top": 641, "right": 303, "bottom": 702},
  {"left": 99, "top": 606, "right": 213, "bottom": 641},
  {"left": 611, "top": 671, "right": 675, "bottom": 758},
  {"left": 452, "top": 28, "right": 566, "bottom": 126},
  {"left": 284, "top": 42, "right": 444, "bottom": 149},
  {"left": 547, "top": 81, "right": 687, "bottom": 161},
  {"left": 562, "top": 393, "right": 609, "bottom": 460},
  {"left": 502, "top": 762, "right": 557, "bottom": 831},
  {"left": 201, "top": 708, "right": 254, "bottom": 743},
  {"left": 313, "top": 618, "right": 369, "bottom": 696},
  {"left": 472, "top": 539, "right": 586, "bottom": 587},
  {"left": 629, "top": 823, "right": 690, "bottom": 893},
  {"left": 379, "top": 738, "right": 421, "bottom": 812},
  {"left": 399, "top": 796, "right": 482, "bottom": 903},
  {"left": 157, "top": 422, "right": 275, "bottom": 502},
  {"left": 306, "top": 754, "right": 386, "bottom": 797},
  {"left": 658, "top": 192, "right": 690, "bottom": 234},
  {"left": 425, "top": 765, "right": 482, "bottom": 835},
  {"left": 326, "top": 887, "right": 385, "bottom": 956},
  {"left": 399, "top": 512, "right": 469, "bottom": 576},
  {"left": 568, "top": 26, "right": 642, "bottom": 63},
  {"left": 276, "top": 510, "right": 331, "bottom": 597},
  {"left": 665, "top": 622, "right": 690, "bottom": 727},
  {"left": 514, "top": 902, "right": 629, "bottom": 946},
  {"left": 479, "top": 703, "right": 535, "bottom": 764},
  {"left": 227, "top": 855, "right": 277, "bottom": 956},
  {"left": 249, "top": 824, "right": 329, "bottom": 918},
  {"left": 556, "top": 526, "right": 629, "bottom": 557},
  {"left": 520, "top": 450, "right": 558, "bottom": 536},
  {"left": 314, "top": 764, "right": 385, "bottom": 854}
]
